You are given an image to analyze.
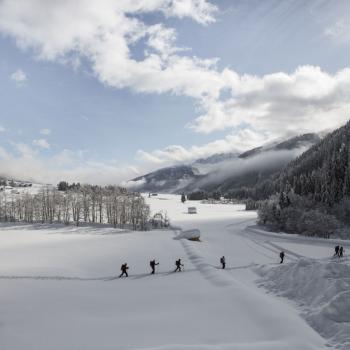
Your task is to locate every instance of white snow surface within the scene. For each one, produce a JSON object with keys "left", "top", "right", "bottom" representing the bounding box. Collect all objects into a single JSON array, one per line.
[
  {"left": 175, "top": 228, "right": 201, "bottom": 240},
  {"left": 256, "top": 257, "right": 350, "bottom": 349},
  {"left": 1, "top": 193, "right": 347, "bottom": 349}
]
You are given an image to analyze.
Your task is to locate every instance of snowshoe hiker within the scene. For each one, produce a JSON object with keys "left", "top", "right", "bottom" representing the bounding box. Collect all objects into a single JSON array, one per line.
[
  {"left": 174, "top": 259, "right": 183, "bottom": 272},
  {"left": 339, "top": 246, "right": 344, "bottom": 258},
  {"left": 279, "top": 251, "right": 285, "bottom": 264},
  {"left": 334, "top": 245, "right": 340, "bottom": 257},
  {"left": 119, "top": 263, "right": 129, "bottom": 278},
  {"left": 220, "top": 256, "right": 226, "bottom": 269},
  {"left": 150, "top": 259, "right": 159, "bottom": 274}
]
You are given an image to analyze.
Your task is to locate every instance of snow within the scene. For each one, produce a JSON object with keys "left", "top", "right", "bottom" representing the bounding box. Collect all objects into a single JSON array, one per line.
[
  {"left": 256, "top": 257, "right": 350, "bottom": 349},
  {"left": 0, "top": 193, "right": 347, "bottom": 349},
  {"left": 1, "top": 182, "right": 53, "bottom": 196},
  {"left": 175, "top": 228, "right": 201, "bottom": 240}
]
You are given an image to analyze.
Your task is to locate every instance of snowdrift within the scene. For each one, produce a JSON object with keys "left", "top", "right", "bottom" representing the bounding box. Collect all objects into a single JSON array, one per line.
[
  {"left": 174, "top": 229, "right": 201, "bottom": 241},
  {"left": 255, "top": 257, "right": 350, "bottom": 349}
]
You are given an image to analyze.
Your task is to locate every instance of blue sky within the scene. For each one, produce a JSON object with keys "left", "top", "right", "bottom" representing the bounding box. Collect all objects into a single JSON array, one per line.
[{"left": 1, "top": 0, "right": 350, "bottom": 184}]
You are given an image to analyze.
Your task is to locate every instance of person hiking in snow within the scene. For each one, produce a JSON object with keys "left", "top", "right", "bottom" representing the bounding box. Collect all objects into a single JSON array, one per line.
[
  {"left": 339, "top": 246, "right": 344, "bottom": 258},
  {"left": 150, "top": 259, "right": 159, "bottom": 274},
  {"left": 279, "top": 251, "right": 285, "bottom": 264},
  {"left": 220, "top": 256, "right": 226, "bottom": 269},
  {"left": 119, "top": 263, "right": 129, "bottom": 278},
  {"left": 334, "top": 245, "right": 340, "bottom": 257},
  {"left": 174, "top": 258, "right": 184, "bottom": 272}
]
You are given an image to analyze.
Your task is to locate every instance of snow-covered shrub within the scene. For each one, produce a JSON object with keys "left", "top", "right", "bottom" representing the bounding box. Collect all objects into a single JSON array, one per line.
[
  {"left": 258, "top": 192, "right": 340, "bottom": 237},
  {"left": 297, "top": 210, "right": 339, "bottom": 238}
]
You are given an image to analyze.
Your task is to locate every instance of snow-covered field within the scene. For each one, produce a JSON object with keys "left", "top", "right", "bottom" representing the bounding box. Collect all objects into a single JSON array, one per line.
[{"left": 0, "top": 194, "right": 348, "bottom": 349}]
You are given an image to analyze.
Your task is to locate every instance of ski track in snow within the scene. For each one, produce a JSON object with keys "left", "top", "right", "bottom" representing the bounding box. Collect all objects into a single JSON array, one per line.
[
  {"left": 169, "top": 200, "right": 349, "bottom": 350},
  {"left": 131, "top": 340, "right": 307, "bottom": 350},
  {"left": 1, "top": 194, "right": 344, "bottom": 350}
]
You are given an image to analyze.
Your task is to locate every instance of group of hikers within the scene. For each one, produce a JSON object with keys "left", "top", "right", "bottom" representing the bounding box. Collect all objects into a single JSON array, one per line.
[
  {"left": 334, "top": 245, "right": 345, "bottom": 258},
  {"left": 119, "top": 246, "right": 346, "bottom": 277},
  {"left": 119, "top": 254, "right": 260, "bottom": 278},
  {"left": 119, "top": 258, "right": 185, "bottom": 277},
  {"left": 119, "top": 245, "right": 345, "bottom": 277}
]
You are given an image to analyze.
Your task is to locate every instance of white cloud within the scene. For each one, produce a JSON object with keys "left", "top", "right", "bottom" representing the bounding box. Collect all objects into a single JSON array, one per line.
[
  {"left": 324, "top": 19, "right": 346, "bottom": 39},
  {"left": 190, "top": 66, "right": 350, "bottom": 137},
  {"left": 1, "top": 2, "right": 348, "bottom": 142},
  {"left": 12, "top": 142, "right": 36, "bottom": 158},
  {"left": 10, "top": 69, "right": 27, "bottom": 85},
  {"left": 136, "top": 128, "right": 271, "bottom": 166},
  {"left": 2, "top": 1, "right": 350, "bottom": 179},
  {"left": 40, "top": 128, "right": 51, "bottom": 135},
  {"left": 0, "top": 145, "right": 141, "bottom": 185},
  {"left": 0, "top": 146, "right": 10, "bottom": 159},
  {"left": 0, "top": 126, "right": 6, "bottom": 132},
  {"left": 0, "top": 1, "right": 222, "bottom": 99},
  {"left": 33, "top": 138, "right": 50, "bottom": 149}
]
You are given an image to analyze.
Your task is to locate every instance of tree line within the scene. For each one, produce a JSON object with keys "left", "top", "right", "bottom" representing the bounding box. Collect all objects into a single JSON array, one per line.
[
  {"left": 256, "top": 120, "right": 350, "bottom": 238},
  {"left": 0, "top": 183, "right": 150, "bottom": 230}
]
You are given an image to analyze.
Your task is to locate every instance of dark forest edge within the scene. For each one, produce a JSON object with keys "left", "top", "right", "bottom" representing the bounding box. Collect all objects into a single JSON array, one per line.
[
  {"left": 185, "top": 120, "right": 350, "bottom": 239},
  {"left": 255, "top": 120, "right": 350, "bottom": 238}
]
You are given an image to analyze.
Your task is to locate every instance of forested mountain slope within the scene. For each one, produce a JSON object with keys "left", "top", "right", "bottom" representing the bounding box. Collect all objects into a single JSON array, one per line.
[
  {"left": 128, "top": 133, "right": 320, "bottom": 194},
  {"left": 257, "top": 120, "right": 350, "bottom": 237}
]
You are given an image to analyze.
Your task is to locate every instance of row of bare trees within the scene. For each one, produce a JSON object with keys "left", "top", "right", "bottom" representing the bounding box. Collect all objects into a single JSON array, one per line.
[{"left": 0, "top": 185, "right": 150, "bottom": 230}]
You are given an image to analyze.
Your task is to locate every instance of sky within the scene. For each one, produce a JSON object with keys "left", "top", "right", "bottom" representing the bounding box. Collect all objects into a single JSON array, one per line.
[{"left": 1, "top": 0, "right": 350, "bottom": 185}]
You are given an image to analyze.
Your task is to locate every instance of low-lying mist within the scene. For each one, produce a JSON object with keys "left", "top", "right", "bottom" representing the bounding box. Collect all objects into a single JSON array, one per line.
[{"left": 193, "top": 147, "right": 308, "bottom": 190}]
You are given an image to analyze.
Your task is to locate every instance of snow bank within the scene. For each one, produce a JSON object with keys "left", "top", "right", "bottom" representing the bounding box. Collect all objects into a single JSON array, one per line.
[
  {"left": 174, "top": 229, "right": 201, "bottom": 241},
  {"left": 255, "top": 257, "right": 350, "bottom": 349},
  {"left": 132, "top": 340, "right": 308, "bottom": 350}
]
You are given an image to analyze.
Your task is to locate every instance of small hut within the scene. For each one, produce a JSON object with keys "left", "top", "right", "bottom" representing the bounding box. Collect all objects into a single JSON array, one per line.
[{"left": 188, "top": 207, "right": 197, "bottom": 214}]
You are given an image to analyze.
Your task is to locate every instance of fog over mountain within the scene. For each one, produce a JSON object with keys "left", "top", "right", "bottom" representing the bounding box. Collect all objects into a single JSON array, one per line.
[{"left": 127, "top": 133, "right": 321, "bottom": 194}]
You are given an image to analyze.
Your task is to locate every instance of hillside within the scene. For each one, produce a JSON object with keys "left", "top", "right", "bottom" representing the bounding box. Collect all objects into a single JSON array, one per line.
[
  {"left": 257, "top": 120, "right": 350, "bottom": 237},
  {"left": 279, "top": 121, "right": 350, "bottom": 205},
  {"left": 128, "top": 133, "right": 321, "bottom": 194},
  {"left": 130, "top": 165, "right": 204, "bottom": 193}
]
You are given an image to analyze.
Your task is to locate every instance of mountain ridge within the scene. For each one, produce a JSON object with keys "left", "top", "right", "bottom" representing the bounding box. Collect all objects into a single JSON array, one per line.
[{"left": 128, "top": 133, "right": 322, "bottom": 194}]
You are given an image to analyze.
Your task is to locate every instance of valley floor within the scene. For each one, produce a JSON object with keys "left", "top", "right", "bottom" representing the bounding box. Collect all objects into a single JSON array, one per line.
[{"left": 0, "top": 194, "right": 348, "bottom": 349}]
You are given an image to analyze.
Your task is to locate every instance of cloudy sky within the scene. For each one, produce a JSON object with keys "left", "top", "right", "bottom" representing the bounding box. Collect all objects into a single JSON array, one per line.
[{"left": 1, "top": 0, "right": 350, "bottom": 184}]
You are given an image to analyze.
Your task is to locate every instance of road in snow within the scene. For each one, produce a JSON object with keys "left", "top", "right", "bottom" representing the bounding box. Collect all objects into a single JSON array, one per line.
[{"left": 0, "top": 194, "right": 341, "bottom": 349}]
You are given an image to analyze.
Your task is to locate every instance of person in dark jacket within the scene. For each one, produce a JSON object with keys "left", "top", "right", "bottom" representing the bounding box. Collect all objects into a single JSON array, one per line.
[
  {"left": 220, "top": 256, "right": 226, "bottom": 269},
  {"left": 339, "top": 246, "right": 344, "bottom": 258},
  {"left": 174, "top": 259, "right": 184, "bottom": 272},
  {"left": 150, "top": 259, "right": 159, "bottom": 274},
  {"left": 280, "top": 251, "right": 285, "bottom": 264},
  {"left": 334, "top": 245, "right": 340, "bottom": 257},
  {"left": 119, "top": 263, "right": 129, "bottom": 278}
]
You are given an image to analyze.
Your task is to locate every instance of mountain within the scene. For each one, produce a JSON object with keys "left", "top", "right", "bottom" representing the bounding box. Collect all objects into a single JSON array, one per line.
[
  {"left": 194, "top": 152, "right": 238, "bottom": 164},
  {"left": 278, "top": 121, "right": 350, "bottom": 205},
  {"left": 211, "top": 133, "right": 322, "bottom": 194},
  {"left": 256, "top": 120, "right": 350, "bottom": 236},
  {"left": 128, "top": 133, "right": 322, "bottom": 194},
  {"left": 130, "top": 165, "right": 203, "bottom": 193},
  {"left": 238, "top": 133, "right": 320, "bottom": 159}
]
